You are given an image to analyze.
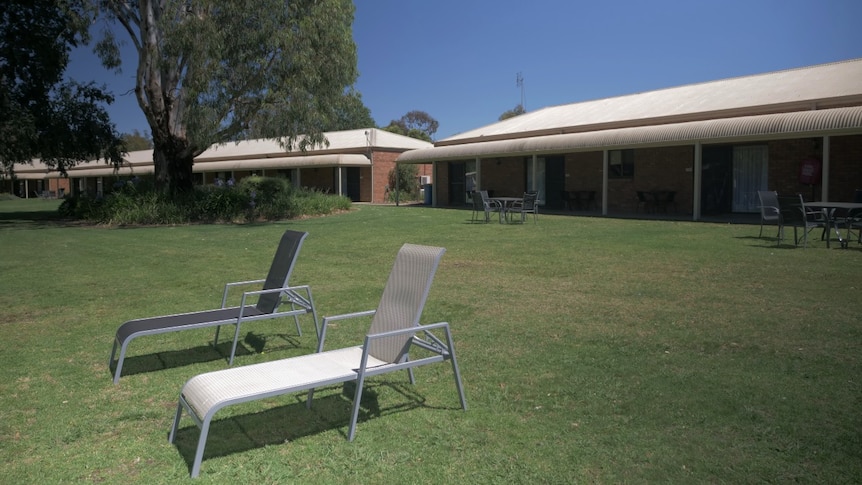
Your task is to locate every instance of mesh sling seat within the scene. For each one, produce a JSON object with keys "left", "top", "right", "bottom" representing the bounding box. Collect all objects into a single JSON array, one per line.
[
  {"left": 169, "top": 243, "right": 467, "bottom": 478},
  {"left": 109, "top": 230, "right": 319, "bottom": 384},
  {"left": 777, "top": 194, "right": 827, "bottom": 248},
  {"left": 473, "top": 190, "right": 501, "bottom": 223},
  {"left": 508, "top": 191, "right": 539, "bottom": 223}
]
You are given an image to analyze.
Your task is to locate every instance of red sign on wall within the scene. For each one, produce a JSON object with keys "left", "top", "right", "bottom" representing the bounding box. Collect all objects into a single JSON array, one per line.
[{"left": 799, "top": 158, "right": 822, "bottom": 185}]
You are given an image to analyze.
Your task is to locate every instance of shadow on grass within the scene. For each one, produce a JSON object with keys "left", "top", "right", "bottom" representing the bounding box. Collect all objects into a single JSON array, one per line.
[
  {"left": 0, "top": 203, "right": 90, "bottom": 230},
  {"left": 111, "top": 332, "right": 304, "bottom": 379},
  {"left": 735, "top": 233, "right": 856, "bottom": 250},
  {"left": 169, "top": 380, "right": 450, "bottom": 474}
]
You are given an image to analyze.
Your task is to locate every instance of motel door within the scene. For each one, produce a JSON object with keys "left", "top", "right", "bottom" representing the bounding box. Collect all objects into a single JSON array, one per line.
[
  {"left": 449, "top": 162, "right": 467, "bottom": 206},
  {"left": 526, "top": 156, "right": 565, "bottom": 208},
  {"left": 731, "top": 145, "right": 768, "bottom": 212},
  {"left": 701, "top": 145, "right": 733, "bottom": 215},
  {"left": 340, "top": 167, "right": 361, "bottom": 202},
  {"left": 544, "top": 156, "right": 565, "bottom": 210}
]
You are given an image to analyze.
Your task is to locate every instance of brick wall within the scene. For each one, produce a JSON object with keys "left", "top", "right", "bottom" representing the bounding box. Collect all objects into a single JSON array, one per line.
[
  {"left": 481, "top": 157, "right": 524, "bottom": 197},
  {"left": 299, "top": 167, "right": 334, "bottom": 193},
  {"left": 371, "top": 151, "right": 398, "bottom": 203},
  {"left": 825, "top": 134, "right": 862, "bottom": 200},
  {"left": 432, "top": 134, "right": 861, "bottom": 212},
  {"left": 564, "top": 151, "right": 603, "bottom": 191},
  {"left": 768, "top": 134, "right": 861, "bottom": 200}
]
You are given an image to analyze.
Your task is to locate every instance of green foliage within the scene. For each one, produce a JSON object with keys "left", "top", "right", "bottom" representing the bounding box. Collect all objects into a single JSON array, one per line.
[
  {"left": 387, "top": 164, "right": 420, "bottom": 200},
  {"left": 57, "top": 176, "right": 350, "bottom": 224},
  {"left": 325, "top": 88, "right": 376, "bottom": 131},
  {"left": 0, "top": 0, "right": 123, "bottom": 172},
  {"left": 382, "top": 110, "right": 439, "bottom": 141},
  {"left": 121, "top": 130, "right": 153, "bottom": 151},
  {"left": 96, "top": 0, "right": 359, "bottom": 194},
  {"left": 499, "top": 103, "right": 526, "bottom": 121}
]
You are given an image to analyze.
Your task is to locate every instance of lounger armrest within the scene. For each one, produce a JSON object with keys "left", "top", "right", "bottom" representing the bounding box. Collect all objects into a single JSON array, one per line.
[
  {"left": 359, "top": 322, "right": 455, "bottom": 372},
  {"left": 317, "top": 310, "right": 377, "bottom": 352},
  {"left": 365, "top": 321, "right": 450, "bottom": 342},
  {"left": 221, "top": 279, "right": 266, "bottom": 308},
  {"left": 237, "top": 284, "right": 313, "bottom": 311}
]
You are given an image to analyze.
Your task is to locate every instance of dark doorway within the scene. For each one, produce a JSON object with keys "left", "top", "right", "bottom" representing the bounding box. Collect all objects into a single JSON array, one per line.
[
  {"left": 701, "top": 146, "right": 733, "bottom": 214},
  {"left": 544, "top": 156, "right": 566, "bottom": 210},
  {"left": 449, "top": 162, "right": 466, "bottom": 206},
  {"left": 344, "top": 167, "right": 361, "bottom": 201}
]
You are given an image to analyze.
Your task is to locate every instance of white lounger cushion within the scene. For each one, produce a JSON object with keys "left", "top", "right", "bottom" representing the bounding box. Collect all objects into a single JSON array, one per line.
[{"left": 182, "top": 346, "right": 388, "bottom": 419}]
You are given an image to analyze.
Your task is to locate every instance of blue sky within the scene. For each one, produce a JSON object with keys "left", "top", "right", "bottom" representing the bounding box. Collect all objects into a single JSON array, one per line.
[{"left": 67, "top": 0, "right": 862, "bottom": 141}]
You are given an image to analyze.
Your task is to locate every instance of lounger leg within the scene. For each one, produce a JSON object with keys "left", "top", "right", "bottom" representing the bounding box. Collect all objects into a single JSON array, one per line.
[
  {"left": 228, "top": 323, "right": 242, "bottom": 365},
  {"left": 108, "top": 339, "right": 118, "bottom": 370},
  {"left": 347, "top": 375, "right": 366, "bottom": 442},
  {"left": 190, "top": 418, "right": 212, "bottom": 478},
  {"left": 112, "top": 340, "right": 130, "bottom": 385},
  {"left": 168, "top": 402, "right": 183, "bottom": 443},
  {"left": 293, "top": 312, "right": 302, "bottom": 336},
  {"left": 444, "top": 328, "right": 468, "bottom": 411},
  {"left": 401, "top": 354, "right": 416, "bottom": 385},
  {"left": 213, "top": 325, "right": 221, "bottom": 347}
]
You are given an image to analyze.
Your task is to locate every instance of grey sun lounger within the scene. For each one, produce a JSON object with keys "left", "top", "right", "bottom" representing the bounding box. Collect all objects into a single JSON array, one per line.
[
  {"left": 169, "top": 243, "right": 467, "bottom": 478},
  {"left": 109, "top": 230, "right": 319, "bottom": 384}
]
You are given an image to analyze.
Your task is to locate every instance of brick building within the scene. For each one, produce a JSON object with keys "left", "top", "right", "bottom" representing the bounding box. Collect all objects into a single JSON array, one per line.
[
  {"left": 397, "top": 59, "right": 862, "bottom": 220},
  {"left": 6, "top": 128, "right": 431, "bottom": 203}
]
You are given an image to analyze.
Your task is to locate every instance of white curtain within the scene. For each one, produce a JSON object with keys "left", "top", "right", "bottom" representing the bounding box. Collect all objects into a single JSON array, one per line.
[
  {"left": 528, "top": 157, "right": 546, "bottom": 203},
  {"left": 732, "top": 145, "right": 768, "bottom": 212}
]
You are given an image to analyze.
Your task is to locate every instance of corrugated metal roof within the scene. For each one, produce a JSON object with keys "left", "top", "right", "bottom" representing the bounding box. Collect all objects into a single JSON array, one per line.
[
  {"left": 196, "top": 128, "right": 431, "bottom": 161},
  {"left": 7, "top": 128, "right": 427, "bottom": 179},
  {"left": 397, "top": 106, "right": 862, "bottom": 163},
  {"left": 193, "top": 154, "right": 370, "bottom": 172},
  {"left": 442, "top": 58, "right": 862, "bottom": 145}
]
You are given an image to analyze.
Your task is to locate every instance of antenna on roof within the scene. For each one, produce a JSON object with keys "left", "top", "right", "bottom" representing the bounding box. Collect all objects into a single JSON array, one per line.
[{"left": 516, "top": 72, "right": 526, "bottom": 111}]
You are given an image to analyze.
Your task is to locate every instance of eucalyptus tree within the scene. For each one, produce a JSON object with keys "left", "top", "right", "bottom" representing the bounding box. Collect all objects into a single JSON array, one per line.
[
  {"left": 383, "top": 110, "right": 439, "bottom": 142},
  {"left": 95, "top": 0, "right": 358, "bottom": 194}
]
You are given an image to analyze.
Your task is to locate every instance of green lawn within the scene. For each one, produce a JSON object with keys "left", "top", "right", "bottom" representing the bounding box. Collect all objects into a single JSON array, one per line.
[{"left": 1, "top": 200, "right": 860, "bottom": 483}]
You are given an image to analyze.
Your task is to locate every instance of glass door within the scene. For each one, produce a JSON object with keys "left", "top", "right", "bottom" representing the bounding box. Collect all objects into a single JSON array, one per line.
[
  {"left": 526, "top": 157, "right": 546, "bottom": 204},
  {"left": 732, "top": 145, "right": 768, "bottom": 212}
]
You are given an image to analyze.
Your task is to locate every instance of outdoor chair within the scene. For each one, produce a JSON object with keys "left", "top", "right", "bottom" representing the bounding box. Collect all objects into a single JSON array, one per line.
[
  {"left": 508, "top": 191, "right": 538, "bottom": 223},
  {"left": 777, "top": 194, "right": 827, "bottom": 248},
  {"left": 652, "top": 190, "right": 677, "bottom": 213},
  {"left": 757, "top": 190, "right": 782, "bottom": 240},
  {"left": 560, "top": 190, "right": 576, "bottom": 211},
  {"left": 577, "top": 190, "right": 598, "bottom": 211},
  {"left": 471, "top": 190, "right": 501, "bottom": 223},
  {"left": 843, "top": 189, "right": 862, "bottom": 244},
  {"left": 636, "top": 191, "right": 653, "bottom": 213},
  {"left": 168, "top": 243, "right": 466, "bottom": 478},
  {"left": 109, "top": 230, "right": 319, "bottom": 384}
]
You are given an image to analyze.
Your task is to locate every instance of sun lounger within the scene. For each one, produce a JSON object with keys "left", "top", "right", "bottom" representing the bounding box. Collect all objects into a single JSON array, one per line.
[
  {"left": 109, "top": 230, "right": 318, "bottom": 384},
  {"left": 169, "top": 243, "right": 466, "bottom": 477}
]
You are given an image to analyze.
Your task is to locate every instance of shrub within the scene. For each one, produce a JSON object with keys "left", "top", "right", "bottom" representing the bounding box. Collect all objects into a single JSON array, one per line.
[{"left": 59, "top": 176, "right": 350, "bottom": 225}]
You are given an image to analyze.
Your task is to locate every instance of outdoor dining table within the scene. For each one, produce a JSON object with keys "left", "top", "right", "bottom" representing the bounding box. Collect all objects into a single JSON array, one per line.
[
  {"left": 490, "top": 196, "right": 524, "bottom": 224},
  {"left": 805, "top": 201, "right": 862, "bottom": 248}
]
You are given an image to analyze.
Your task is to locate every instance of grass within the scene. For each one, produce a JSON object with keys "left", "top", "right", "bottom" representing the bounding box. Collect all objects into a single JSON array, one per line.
[{"left": 1, "top": 200, "right": 860, "bottom": 483}]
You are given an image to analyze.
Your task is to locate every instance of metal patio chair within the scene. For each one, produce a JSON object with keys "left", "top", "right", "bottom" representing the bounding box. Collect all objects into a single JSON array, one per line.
[
  {"left": 757, "top": 190, "right": 782, "bottom": 241},
  {"left": 508, "top": 191, "right": 538, "bottom": 223},
  {"left": 109, "top": 230, "right": 319, "bottom": 384},
  {"left": 169, "top": 243, "right": 466, "bottom": 478},
  {"left": 471, "top": 190, "right": 501, "bottom": 223},
  {"left": 777, "top": 194, "right": 827, "bottom": 248}
]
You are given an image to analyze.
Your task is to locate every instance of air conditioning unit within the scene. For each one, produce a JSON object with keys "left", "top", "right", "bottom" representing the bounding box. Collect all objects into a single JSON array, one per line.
[{"left": 419, "top": 175, "right": 431, "bottom": 185}]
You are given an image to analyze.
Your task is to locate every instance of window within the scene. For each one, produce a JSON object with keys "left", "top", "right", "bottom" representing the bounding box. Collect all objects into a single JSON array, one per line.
[{"left": 609, "top": 149, "right": 634, "bottom": 178}]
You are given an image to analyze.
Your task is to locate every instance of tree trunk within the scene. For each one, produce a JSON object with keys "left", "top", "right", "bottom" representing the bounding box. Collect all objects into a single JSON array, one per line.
[{"left": 152, "top": 134, "right": 195, "bottom": 195}]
